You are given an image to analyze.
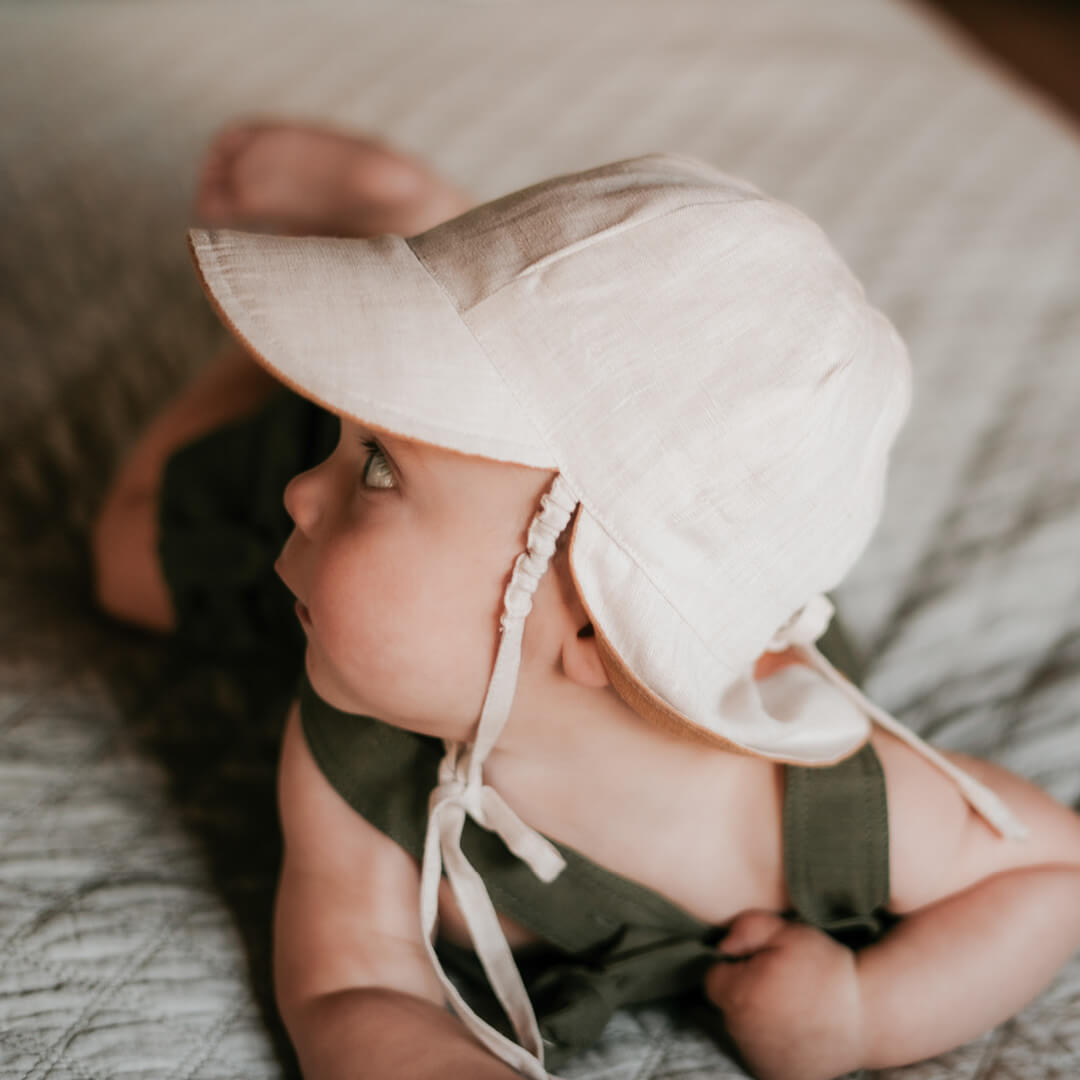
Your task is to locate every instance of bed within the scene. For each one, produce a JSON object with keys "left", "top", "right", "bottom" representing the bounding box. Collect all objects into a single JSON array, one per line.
[{"left": 2, "top": 2, "right": 1078, "bottom": 1077}]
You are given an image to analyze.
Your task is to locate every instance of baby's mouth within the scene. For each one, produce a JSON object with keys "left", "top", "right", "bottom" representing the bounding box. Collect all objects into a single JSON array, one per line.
[
  {"left": 273, "top": 552, "right": 290, "bottom": 586},
  {"left": 274, "top": 551, "right": 303, "bottom": 602},
  {"left": 274, "top": 545, "right": 312, "bottom": 629}
]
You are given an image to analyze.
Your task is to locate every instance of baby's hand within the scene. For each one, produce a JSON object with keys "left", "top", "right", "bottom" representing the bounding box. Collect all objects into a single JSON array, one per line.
[{"left": 704, "top": 911, "right": 865, "bottom": 1080}]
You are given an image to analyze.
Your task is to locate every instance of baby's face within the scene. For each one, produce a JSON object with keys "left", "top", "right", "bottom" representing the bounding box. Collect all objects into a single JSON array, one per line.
[{"left": 275, "top": 419, "right": 561, "bottom": 739}]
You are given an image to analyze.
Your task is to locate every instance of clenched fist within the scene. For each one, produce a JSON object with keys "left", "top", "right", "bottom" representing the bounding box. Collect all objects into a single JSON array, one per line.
[{"left": 704, "top": 911, "right": 867, "bottom": 1080}]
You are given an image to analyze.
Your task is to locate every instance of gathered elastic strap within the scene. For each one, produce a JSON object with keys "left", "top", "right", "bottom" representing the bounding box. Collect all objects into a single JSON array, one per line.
[
  {"left": 767, "top": 595, "right": 1029, "bottom": 841},
  {"left": 419, "top": 474, "right": 578, "bottom": 1079}
]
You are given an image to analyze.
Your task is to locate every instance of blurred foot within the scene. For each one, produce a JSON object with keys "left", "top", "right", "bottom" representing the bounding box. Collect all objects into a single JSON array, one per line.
[{"left": 196, "top": 120, "right": 472, "bottom": 237}]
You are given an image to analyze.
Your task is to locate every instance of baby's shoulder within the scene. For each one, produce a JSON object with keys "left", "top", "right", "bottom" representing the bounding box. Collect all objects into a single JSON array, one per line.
[{"left": 877, "top": 727, "right": 1080, "bottom": 913}]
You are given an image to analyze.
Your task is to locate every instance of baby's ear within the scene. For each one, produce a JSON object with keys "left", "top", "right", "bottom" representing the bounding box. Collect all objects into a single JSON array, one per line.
[{"left": 560, "top": 623, "right": 610, "bottom": 689}]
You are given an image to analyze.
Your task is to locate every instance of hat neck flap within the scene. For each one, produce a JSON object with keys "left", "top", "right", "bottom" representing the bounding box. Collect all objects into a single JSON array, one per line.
[{"left": 767, "top": 596, "right": 1027, "bottom": 841}]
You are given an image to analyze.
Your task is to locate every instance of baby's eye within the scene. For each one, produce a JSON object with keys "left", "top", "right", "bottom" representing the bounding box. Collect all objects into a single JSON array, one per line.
[{"left": 360, "top": 439, "right": 396, "bottom": 490}]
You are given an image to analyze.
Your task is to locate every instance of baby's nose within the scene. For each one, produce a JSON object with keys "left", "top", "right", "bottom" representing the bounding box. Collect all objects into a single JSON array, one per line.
[{"left": 283, "top": 466, "right": 324, "bottom": 537}]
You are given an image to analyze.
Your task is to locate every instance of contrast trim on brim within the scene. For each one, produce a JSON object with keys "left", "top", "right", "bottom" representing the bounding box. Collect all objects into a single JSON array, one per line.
[{"left": 187, "top": 229, "right": 557, "bottom": 469}]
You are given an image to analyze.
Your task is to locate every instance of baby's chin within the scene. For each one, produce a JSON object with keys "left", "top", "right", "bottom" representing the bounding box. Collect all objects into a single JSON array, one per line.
[
  {"left": 301, "top": 649, "right": 432, "bottom": 732},
  {"left": 302, "top": 645, "right": 488, "bottom": 742},
  {"left": 303, "top": 649, "right": 370, "bottom": 717}
]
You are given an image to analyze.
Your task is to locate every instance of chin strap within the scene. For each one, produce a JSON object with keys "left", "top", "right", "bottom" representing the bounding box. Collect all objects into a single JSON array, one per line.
[
  {"left": 768, "top": 594, "right": 1029, "bottom": 841},
  {"left": 418, "top": 474, "right": 578, "bottom": 1080}
]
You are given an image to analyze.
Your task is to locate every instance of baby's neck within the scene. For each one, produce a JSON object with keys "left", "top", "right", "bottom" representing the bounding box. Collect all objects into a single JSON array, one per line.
[
  {"left": 481, "top": 673, "right": 786, "bottom": 923},
  {"left": 483, "top": 675, "right": 725, "bottom": 832}
]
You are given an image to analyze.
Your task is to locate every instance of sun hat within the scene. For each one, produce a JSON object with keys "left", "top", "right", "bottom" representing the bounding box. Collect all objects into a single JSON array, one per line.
[
  {"left": 188, "top": 152, "right": 912, "bottom": 758},
  {"left": 188, "top": 153, "right": 1024, "bottom": 1077}
]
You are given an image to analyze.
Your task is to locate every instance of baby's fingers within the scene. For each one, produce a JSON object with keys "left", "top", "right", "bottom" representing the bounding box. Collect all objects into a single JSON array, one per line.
[
  {"left": 703, "top": 954, "right": 747, "bottom": 1012},
  {"left": 704, "top": 911, "right": 790, "bottom": 1010},
  {"left": 717, "top": 910, "right": 790, "bottom": 958}
]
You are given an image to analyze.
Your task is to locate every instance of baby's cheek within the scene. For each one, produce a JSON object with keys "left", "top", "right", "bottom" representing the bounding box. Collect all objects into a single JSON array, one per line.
[
  {"left": 311, "top": 537, "right": 499, "bottom": 727},
  {"left": 313, "top": 554, "right": 411, "bottom": 672},
  {"left": 382, "top": 570, "right": 502, "bottom": 717}
]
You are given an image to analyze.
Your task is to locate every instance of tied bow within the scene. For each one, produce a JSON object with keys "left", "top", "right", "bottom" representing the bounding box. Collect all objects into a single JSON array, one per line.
[
  {"left": 416, "top": 474, "right": 577, "bottom": 1080},
  {"left": 766, "top": 593, "right": 835, "bottom": 653},
  {"left": 419, "top": 743, "right": 566, "bottom": 1078}
]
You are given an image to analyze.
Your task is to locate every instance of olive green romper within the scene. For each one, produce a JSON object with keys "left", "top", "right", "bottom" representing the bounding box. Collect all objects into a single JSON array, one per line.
[
  {"left": 298, "top": 676, "right": 891, "bottom": 1066},
  {"left": 159, "top": 389, "right": 892, "bottom": 1068}
]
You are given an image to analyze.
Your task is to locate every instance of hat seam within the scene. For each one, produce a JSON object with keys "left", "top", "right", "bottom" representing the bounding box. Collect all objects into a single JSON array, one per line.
[
  {"left": 500, "top": 195, "right": 773, "bottom": 289},
  {"left": 410, "top": 218, "right": 774, "bottom": 676},
  {"left": 407, "top": 236, "right": 728, "bottom": 665},
  {"left": 415, "top": 195, "right": 776, "bottom": 317},
  {"left": 570, "top": 503, "right": 743, "bottom": 679},
  {"left": 401, "top": 239, "right": 569, "bottom": 477},
  {"left": 191, "top": 230, "right": 557, "bottom": 468}
]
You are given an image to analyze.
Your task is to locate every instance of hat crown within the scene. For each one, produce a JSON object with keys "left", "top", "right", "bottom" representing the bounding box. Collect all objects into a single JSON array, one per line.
[
  {"left": 410, "top": 152, "right": 772, "bottom": 313},
  {"left": 411, "top": 154, "right": 910, "bottom": 689}
]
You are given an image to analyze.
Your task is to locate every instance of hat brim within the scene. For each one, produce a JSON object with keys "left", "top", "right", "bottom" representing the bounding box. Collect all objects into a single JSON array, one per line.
[{"left": 188, "top": 229, "right": 556, "bottom": 469}]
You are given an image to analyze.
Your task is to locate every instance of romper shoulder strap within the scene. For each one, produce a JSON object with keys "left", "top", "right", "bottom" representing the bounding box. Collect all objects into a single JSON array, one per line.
[{"left": 783, "top": 742, "right": 893, "bottom": 946}]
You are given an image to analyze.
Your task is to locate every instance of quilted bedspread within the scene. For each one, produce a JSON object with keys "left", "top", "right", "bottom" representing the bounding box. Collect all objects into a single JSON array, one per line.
[{"left": 2, "top": 1, "right": 1078, "bottom": 1077}]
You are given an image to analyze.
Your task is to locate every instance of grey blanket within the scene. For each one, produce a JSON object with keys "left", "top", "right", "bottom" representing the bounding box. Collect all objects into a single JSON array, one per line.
[{"left": 2, "top": 2, "right": 1078, "bottom": 1078}]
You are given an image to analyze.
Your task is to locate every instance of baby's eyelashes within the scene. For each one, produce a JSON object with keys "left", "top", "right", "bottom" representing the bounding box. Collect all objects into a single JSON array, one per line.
[{"left": 360, "top": 439, "right": 397, "bottom": 490}]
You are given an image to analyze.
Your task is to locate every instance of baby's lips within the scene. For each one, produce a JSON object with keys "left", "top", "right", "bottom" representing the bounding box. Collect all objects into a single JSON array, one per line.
[
  {"left": 273, "top": 554, "right": 291, "bottom": 590},
  {"left": 273, "top": 542, "right": 303, "bottom": 596}
]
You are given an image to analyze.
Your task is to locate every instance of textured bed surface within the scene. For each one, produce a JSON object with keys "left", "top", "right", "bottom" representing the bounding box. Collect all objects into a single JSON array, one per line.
[{"left": 2, "top": 2, "right": 1079, "bottom": 1077}]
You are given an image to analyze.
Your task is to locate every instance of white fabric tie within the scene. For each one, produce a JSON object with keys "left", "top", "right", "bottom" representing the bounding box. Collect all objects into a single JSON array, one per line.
[
  {"left": 768, "top": 595, "right": 1028, "bottom": 840},
  {"left": 767, "top": 593, "right": 837, "bottom": 654},
  {"left": 418, "top": 475, "right": 578, "bottom": 1079}
]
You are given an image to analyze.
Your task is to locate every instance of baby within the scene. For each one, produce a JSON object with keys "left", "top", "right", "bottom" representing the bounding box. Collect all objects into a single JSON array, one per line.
[{"left": 94, "top": 125, "right": 1080, "bottom": 1080}]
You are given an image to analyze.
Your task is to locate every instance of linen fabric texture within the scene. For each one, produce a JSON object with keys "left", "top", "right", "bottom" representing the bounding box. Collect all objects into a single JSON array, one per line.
[{"left": 188, "top": 152, "right": 911, "bottom": 764}]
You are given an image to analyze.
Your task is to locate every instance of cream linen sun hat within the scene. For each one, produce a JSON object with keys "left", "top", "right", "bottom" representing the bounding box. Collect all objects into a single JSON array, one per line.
[
  {"left": 188, "top": 152, "right": 909, "bottom": 760},
  {"left": 189, "top": 153, "right": 1023, "bottom": 1079}
]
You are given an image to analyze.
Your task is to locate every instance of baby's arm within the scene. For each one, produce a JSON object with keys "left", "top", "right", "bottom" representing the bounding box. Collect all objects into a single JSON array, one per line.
[
  {"left": 92, "top": 345, "right": 276, "bottom": 630},
  {"left": 275, "top": 703, "right": 518, "bottom": 1080},
  {"left": 706, "top": 733, "right": 1080, "bottom": 1080},
  {"left": 853, "top": 734, "right": 1080, "bottom": 1067}
]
